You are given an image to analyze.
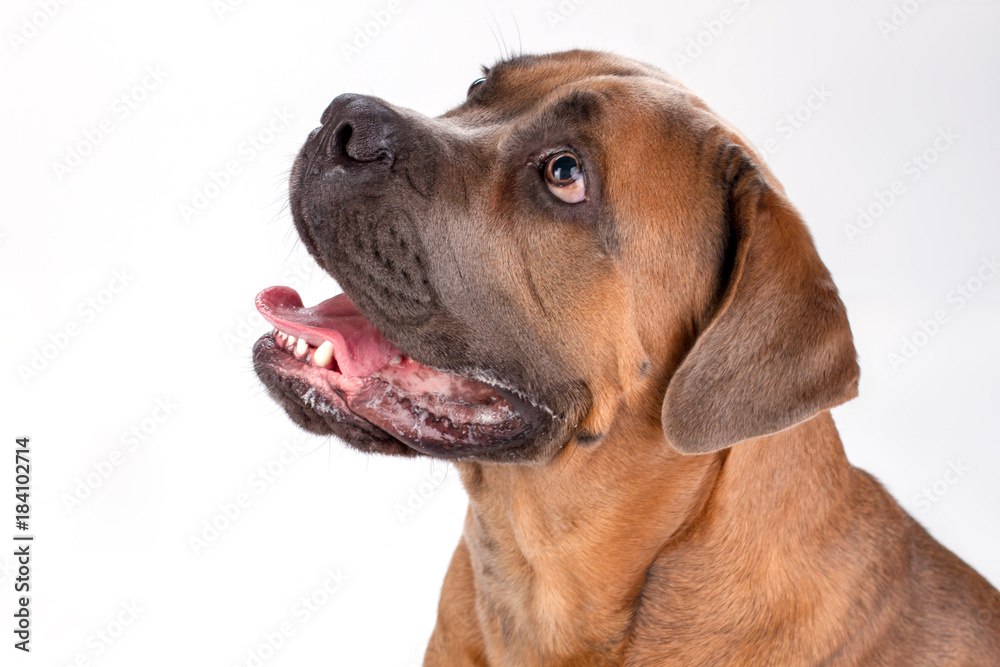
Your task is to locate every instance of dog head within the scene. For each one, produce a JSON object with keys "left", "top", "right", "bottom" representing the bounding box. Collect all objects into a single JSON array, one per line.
[{"left": 253, "top": 50, "right": 859, "bottom": 462}]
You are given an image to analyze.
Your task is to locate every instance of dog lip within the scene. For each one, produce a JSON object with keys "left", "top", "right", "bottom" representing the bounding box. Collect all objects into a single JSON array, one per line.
[
  {"left": 255, "top": 285, "right": 552, "bottom": 421},
  {"left": 252, "top": 296, "right": 547, "bottom": 457},
  {"left": 444, "top": 367, "right": 551, "bottom": 427}
]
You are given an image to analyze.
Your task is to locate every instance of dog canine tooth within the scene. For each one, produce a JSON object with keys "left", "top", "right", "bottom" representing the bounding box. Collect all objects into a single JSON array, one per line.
[{"left": 313, "top": 340, "right": 335, "bottom": 367}]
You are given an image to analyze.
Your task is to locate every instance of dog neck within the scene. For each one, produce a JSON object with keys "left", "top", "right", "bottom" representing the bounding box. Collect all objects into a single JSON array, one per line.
[{"left": 453, "top": 411, "right": 856, "bottom": 664}]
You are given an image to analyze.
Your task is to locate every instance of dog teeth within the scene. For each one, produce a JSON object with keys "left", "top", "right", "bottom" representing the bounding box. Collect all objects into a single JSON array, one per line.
[
  {"left": 271, "top": 328, "right": 338, "bottom": 371},
  {"left": 313, "top": 340, "right": 334, "bottom": 368},
  {"left": 389, "top": 355, "right": 402, "bottom": 365}
]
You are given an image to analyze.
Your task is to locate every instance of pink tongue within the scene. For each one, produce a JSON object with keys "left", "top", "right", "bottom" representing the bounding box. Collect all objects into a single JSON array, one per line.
[{"left": 255, "top": 286, "right": 401, "bottom": 377}]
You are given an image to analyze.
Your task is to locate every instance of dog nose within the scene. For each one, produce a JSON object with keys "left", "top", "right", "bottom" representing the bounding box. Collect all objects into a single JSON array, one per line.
[{"left": 319, "top": 93, "right": 399, "bottom": 164}]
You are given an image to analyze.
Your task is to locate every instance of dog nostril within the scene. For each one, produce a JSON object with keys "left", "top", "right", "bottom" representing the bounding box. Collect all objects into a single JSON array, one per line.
[
  {"left": 316, "top": 95, "right": 398, "bottom": 164},
  {"left": 324, "top": 122, "right": 352, "bottom": 158}
]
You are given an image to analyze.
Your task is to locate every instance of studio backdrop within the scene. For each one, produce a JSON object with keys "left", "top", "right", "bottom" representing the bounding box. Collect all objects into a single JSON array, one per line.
[{"left": 2, "top": 0, "right": 998, "bottom": 665}]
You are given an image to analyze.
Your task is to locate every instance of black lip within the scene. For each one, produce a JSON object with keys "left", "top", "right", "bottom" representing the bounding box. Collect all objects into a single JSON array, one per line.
[
  {"left": 253, "top": 335, "right": 415, "bottom": 456},
  {"left": 253, "top": 332, "right": 550, "bottom": 460}
]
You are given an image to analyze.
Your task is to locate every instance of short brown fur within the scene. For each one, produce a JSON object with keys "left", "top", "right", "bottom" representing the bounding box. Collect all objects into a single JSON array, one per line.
[
  {"left": 263, "top": 49, "right": 1000, "bottom": 665},
  {"left": 420, "top": 52, "right": 1000, "bottom": 666}
]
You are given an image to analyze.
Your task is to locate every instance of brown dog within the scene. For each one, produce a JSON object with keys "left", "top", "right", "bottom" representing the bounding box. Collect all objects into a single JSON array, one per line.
[{"left": 253, "top": 50, "right": 1000, "bottom": 665}]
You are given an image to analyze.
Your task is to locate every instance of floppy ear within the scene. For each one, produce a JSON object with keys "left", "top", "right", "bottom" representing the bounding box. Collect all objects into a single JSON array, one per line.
[{"left": 661, "top": 144, "right": 859, "bottom": 454}]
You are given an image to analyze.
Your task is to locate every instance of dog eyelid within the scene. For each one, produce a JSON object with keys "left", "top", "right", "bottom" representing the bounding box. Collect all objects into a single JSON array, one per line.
[{"left": 467, "top": 77, "right": 486, "bottom": 97}]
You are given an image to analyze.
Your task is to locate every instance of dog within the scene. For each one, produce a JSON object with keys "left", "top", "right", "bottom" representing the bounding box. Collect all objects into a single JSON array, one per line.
[{"left": 253, "top": 50, "right": 1000, "bottom": 665}]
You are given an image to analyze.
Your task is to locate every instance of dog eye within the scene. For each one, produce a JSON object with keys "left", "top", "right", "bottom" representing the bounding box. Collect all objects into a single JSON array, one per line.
[
  {"left": 467, "top": 77, "right": 486, "bottom": 97},
  {"left": 543, "top": 152, "right": 586, "bottom": 204}
]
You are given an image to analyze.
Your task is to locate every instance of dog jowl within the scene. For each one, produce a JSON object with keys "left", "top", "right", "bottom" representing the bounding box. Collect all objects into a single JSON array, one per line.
[{"left": 253, "top": 50, "right": 1000, "bottom": 665}]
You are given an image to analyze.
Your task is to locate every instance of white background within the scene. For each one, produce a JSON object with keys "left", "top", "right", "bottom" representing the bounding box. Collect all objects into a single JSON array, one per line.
[{"left": 2, "top": 0, "right": 999, "bottom": 665}]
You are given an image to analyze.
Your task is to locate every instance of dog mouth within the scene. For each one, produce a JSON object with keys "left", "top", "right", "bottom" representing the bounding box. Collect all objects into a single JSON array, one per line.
[{"left": 252, "top": 286, "right": 540, "bottom": 457}]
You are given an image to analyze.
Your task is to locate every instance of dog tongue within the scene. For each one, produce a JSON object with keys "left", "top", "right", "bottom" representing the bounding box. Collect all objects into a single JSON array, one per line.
[{"left": 255, "top": 286, "right": 401, "bottom": 377}]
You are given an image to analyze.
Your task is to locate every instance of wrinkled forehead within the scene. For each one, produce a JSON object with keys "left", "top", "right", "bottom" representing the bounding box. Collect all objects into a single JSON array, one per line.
[
  {"left": 443, "top": 51, "right": 697, "bottom": 120},
  {"left": 441, "top": 51, "right": 719, "bottom": 151}
]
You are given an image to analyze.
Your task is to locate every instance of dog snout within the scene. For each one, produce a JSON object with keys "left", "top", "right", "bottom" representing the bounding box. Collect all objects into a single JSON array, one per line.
[{"left": 319, "top": 93, "right": 400, "bottom": 164}]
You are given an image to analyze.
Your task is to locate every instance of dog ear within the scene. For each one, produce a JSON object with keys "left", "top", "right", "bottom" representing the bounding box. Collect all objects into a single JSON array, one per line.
[{"left": 661, "top": 144, "right": 859, "bottom": 454}]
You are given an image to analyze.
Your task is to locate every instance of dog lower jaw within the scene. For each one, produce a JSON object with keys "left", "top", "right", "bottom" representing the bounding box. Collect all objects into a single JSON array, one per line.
[{"left": 253, "top": 333, "right": 548, "bottom": 459}]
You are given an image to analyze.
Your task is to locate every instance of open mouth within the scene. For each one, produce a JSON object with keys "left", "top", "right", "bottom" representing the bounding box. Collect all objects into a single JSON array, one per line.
[{"left": 252, "top": 286, "right": 539, "bottom": 457}]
